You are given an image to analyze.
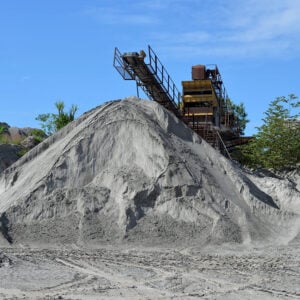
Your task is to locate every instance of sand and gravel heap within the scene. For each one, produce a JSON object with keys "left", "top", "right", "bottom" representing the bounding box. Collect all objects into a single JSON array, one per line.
[{"left": 0, "top": 97, "right": 299, "bottom": 246}]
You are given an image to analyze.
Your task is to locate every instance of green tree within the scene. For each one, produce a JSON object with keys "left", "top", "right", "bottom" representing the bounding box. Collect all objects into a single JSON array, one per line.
[
  {"left": 36, "top": 101, "right": 78, "bottom": 135},
  {"left": 238, "top": 94, "right": 300, "bottom": 169},
  {"left": 226, "top": 99, "right": 249, "bottom": 136},
  {"left": 233, "top": 102, "right": 248, "bottom": 136},
  {"left": 0, "top": 122, "right": 10, "bottom": 144},
  {"left": 0, "top": 122, "right": 9, "bottom": 135}
]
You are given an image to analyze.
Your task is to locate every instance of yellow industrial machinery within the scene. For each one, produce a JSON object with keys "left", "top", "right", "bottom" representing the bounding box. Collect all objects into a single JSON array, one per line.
[
  {"left": 113, "top": 45, "right": 248, "bottom": 156},
  {"left": 181, "top": 64, "right": 239, "bottom": 148}
]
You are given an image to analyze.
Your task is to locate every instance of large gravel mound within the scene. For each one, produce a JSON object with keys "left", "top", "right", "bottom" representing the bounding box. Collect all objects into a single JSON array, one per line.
[{"left": 0, "top": 97, "right": 299, "bottom": 246}]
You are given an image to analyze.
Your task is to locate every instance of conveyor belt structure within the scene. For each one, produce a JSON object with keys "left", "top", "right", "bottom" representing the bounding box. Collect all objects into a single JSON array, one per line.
[{"left": 113, "top": 46, "right": 181, "bottom": 119}]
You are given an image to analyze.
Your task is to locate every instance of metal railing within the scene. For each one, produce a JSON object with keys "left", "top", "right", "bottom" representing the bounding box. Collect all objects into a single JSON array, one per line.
[
  {"left": 113, "top": 45, "right": 181, "bottom": 114},
  {"left": 113, "top": 47, "right": 135, "bottom": 80},
  {"left": 147, "top": 46, "right": 181, "bottom": 108}
]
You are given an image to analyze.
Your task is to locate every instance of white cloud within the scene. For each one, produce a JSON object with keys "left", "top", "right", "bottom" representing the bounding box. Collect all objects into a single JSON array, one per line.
[
  {"left": 227, "top": 0, "right": 300, "bottom": 42},
  {"left": 81, "top": 0, "right": 300, "bottom": 60},
  {"left": 154, "top": 0, "right": 300, "bottom": 60}
]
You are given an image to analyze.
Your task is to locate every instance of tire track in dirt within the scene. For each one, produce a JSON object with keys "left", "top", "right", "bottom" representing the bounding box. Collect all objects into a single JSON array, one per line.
[{"left": 55, "top": 257, "right": 184, "bottom": 299}]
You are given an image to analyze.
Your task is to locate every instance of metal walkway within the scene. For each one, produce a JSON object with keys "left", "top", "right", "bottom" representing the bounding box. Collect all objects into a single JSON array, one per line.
[{"left": 113, "top": 45, "right": 181, "bottom": 118}]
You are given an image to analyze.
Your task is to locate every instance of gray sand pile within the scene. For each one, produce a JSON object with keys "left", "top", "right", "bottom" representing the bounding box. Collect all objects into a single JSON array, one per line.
[{"left": 0, "top": 97, "right": 299, "bottom": 246}]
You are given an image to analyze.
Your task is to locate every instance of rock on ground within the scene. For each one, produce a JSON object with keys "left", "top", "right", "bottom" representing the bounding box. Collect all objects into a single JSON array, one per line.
[
  {"left": 0, "top": 124, "right": 46, "bottom": 173},
  {"left": 0, "top": 144, "right": 22, "bottom": 173}
]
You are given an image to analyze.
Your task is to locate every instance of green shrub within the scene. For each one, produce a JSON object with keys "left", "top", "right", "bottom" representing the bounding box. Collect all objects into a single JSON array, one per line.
[
  {"left": 36, "top": 101, "right": 78, "bottom": 135},
  {"left": 17, "top": 148, "right": 28, "bottom": 158},
  {"left": 0, "top": 135, "right": 9, "bottom": 144},
  {"left": 30, "top": 128, "right": 46, "bottom": 142}
]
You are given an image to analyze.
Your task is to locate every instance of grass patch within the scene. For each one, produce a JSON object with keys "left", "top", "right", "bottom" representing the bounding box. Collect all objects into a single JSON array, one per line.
[
  {"left": 0, "top": 135, "right": 9, "bottom": 144},
  {"left": 17, "top": 148, "right": 28, "bottom": 158}
]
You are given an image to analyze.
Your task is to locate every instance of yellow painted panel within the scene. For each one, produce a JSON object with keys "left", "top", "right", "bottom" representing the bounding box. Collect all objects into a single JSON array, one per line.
[
  {"left": 182, "top": 80, "right": 212, "bottom": 89},
  {"left": 183, "top": 95, "right": 215, "bottom": 101},
  {"left": 184, "top": 112, "right": 213, "bottom": 116},
  {"left": 182, "top": 80, "right": 218, "bottom": 106},
  {"left": 183, "top": 96, "right": 217, "bottom": 106}
]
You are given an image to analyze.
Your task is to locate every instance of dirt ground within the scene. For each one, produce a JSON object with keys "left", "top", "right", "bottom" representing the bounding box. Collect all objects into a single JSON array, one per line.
[
  {"left": 0, "top": 241, "right": 299, "bottom": 300},
  {"left": 1, "top": 99, "right": 299, "bottom": 299}
]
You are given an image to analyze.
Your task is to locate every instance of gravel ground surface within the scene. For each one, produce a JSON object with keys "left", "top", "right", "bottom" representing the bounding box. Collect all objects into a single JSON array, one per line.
[
  {"left": 0, "top": 98, "right": 299, "bottom": 299},
  {"left": 0, "top": 242, "right": 299, "bottom": 300}
]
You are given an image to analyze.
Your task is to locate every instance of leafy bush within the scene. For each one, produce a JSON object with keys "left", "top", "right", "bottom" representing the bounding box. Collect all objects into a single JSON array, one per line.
[
  {"left": 17, "top": 148, "right": 28, "bottom": 158},
  {"left": 0, "top": 123, "right": 9, "bottom": 140},
  {"left": 0, "top": 135, "right": 9, "bottom": 144},
  {"left": 30, "top": 128, "right": 47, "bottom": 142},
  {"left": 0, "top": 122, "right": 9, "bottom": 132},
  {"left": 226, "top": 99, "right": 249, "bottom": 136},
  {"left": 36, "top": 101, "right": 78, "bottom": 135}
]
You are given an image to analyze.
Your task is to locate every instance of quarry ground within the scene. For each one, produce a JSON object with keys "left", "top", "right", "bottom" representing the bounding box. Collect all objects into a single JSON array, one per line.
[
  {"left": 1, "top": 99, "right": 300, "bottom": 299},
  {"left": 1, "top": 241, "right": 300, "bottom": 300}
]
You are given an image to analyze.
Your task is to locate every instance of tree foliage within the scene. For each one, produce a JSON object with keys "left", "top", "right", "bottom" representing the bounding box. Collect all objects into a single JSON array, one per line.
[
  {"left": 29, "top": 129, "right": 47, "bottom": 142},
  {"left": 0, "top": 122, "right": 9, "bottom": 135},
  {"left": 226, "top": 100, "right": 249, "bottom": 136},
  {"left": 36, "top": 101, "right": 78, "bottom": 135},
  {"left": 238, "top": 94, "right": 300, "bottom": 169}
]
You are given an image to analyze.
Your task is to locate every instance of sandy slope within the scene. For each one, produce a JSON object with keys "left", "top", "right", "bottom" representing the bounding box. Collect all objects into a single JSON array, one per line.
[
  {"left": 0, "top": 97, "right": 299, "bottom": 247},
  {"left": 0, "top": 97, "right": 300, "bottom": 299}
]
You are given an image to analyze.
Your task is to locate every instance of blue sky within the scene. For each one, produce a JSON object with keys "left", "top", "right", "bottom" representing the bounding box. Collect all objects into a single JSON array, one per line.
[{"left": 1, "top": 0, "right": 300, "bottom": 136}]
